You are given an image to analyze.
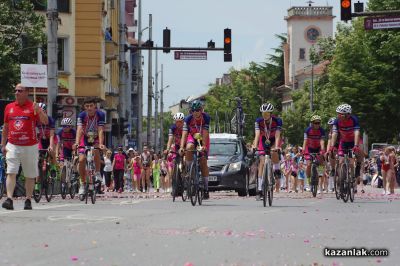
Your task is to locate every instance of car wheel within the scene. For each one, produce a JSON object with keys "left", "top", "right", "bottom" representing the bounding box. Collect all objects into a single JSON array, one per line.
[{"left": 238, "top": 172, "right": 249, "bottom": 197}]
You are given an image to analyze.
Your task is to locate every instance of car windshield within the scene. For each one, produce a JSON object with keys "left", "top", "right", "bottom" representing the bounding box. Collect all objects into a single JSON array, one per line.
[{"left": 209, "top": 141, "right": 239, "bottom": 156}]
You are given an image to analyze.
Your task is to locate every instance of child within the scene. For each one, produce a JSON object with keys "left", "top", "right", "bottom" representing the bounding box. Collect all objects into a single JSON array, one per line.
[
  {"left": 297, "top": 161, "right": 306, "bottom": 192},
  {"left": 129, "top": 152, "right": 142, "bottom": 192},
  {"left": 160, "top": 157, "right": 169, "bottom": 193}
]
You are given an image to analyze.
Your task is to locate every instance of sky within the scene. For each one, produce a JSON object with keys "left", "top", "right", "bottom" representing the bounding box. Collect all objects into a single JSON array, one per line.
[{"left": 139, "top": 0, "right": 344, "bottom": 113}]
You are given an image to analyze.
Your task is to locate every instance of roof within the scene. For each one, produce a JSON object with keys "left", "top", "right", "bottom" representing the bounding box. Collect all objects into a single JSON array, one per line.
[{"left": 210, "top": 133, "right": 238, "bottom": 140}]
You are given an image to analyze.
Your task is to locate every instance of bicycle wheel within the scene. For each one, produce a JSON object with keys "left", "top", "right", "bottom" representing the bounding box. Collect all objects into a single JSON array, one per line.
[
  {"left": 189, "top": 163, "right": 197, "bottom": 206},
  {"left": 45, "top": 176, "right": 54, "bottom": 202},
  {"left": 340, "top": 164, "right": 349, "bottom": 203},
  {"left": 182, "top": 175, "right": 188, "bottom": 202},
  {"left": 311, "top": 164, "right": 318, "bottom": 198},
  {"left": 198, "top": 176, "right": 203, "bottom": 206},
  {"left": 85, "top": 182, "right": 89, "bottom": 204},
  {"left": 70, "top": 171, "right": 78, "bottom": 199},
  {"left": 334, "top": 173, "right": 340, "bottom": 200},
  {"left": 0, "top": 181, "right": 5, "bottom": 200},
  {"left": 34, "top": 168, "right": 45, "bottom": 203},
  {"left": 172, "top": 164, "right": 179, "bottom": 202},
  {"left": 262, "top": 166, "right": 268, "bottom": 207},
  {"left": 60, "top": 166, "right": 67, "bottom": 199},
  {"left": 91, "top": 183, "right": 96, "bottom": 204},
  {"left": 349, "top": 177, "right": 355, "bottom": 203}
]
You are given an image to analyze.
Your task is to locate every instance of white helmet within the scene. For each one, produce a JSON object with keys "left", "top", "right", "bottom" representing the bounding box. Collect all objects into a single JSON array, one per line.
[
  {"left": 260, "top": 103, "right": 274, "bottom": 112},
  {"left": 327, "top": 117, "right": 335, "bottom": 125},
  {"left": 61, "top": 117, "right": 73, "bottom": 126},
  {"left": 173, "top": 112, "right": 185, "bottom": 121},
  {"left": 38, "top": 102, "right": 47, "bottom": 111},
  {"left": 336, "top": 104, "right": 352, "bottom": 114}
]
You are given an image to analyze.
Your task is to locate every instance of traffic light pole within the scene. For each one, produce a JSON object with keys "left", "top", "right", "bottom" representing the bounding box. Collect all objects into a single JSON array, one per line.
[
  {"left": 351, "top": 10, "right": 400, "bottom": 17},
  {"left": 130, "top": 46, "right": 225, "bottom": 51}
]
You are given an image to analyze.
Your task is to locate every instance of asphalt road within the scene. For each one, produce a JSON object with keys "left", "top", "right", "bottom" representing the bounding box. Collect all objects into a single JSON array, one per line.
[{"left": 0, "top": 188, "right": 399, "bottom": 266}]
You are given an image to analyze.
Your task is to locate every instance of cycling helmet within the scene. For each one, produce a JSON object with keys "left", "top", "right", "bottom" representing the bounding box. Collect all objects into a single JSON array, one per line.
[
  {"left": 173, "top": 112, "right": 185, "bottom": 121},
  {"left": 190, "top": 100, "right": 203, "bottom": 111},
  {"left": 327, "top": 117, "right": 335, "bottom": 125},
  {"left": 38, "top": 102, "right": 47, "bottom": 111},
  {"left": 61, "top": 117, "right": 73, "bottom": 126},
  {"left": 336, "top": 104, "right": 352, "bottom": 114},
  {"left": 260, "top": 103, "right": 274, "bottom": 112},
  {"left": 310, "top": 115, "right": 321, "bottom": 122}
]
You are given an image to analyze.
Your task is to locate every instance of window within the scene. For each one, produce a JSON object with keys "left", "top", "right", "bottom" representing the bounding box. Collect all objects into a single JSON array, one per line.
[
  {"left": 41, "top": 38, "right": 69, "bottom": 72},
  {"left": 29, "top": 0, "right": 70, "bottom": 13},
  {"left": 299, "top": 48, "right": 306, "bottom": 60}
]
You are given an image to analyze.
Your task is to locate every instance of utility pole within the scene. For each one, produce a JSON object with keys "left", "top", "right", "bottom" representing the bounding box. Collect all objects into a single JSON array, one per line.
[
  {"left": 146, "top": 14, "right": 153, "bottom": 148},
  {"left": 137, "top": 0, "right": 143, "bottom": 151},
  {"left": 118, "top": 0, "right": 127, "bottom": 144},
  {"left": 154, "top": 47, "right": 159, "bottom": 152},
  {"left": 310, "top": 62, "right": 314, "bottom": 112},
  {"left": 160, "top": 64, "right": 165, "bottom": 150},
  {"left": 47, "top": 0, "right": 58, "bottom": 116}
]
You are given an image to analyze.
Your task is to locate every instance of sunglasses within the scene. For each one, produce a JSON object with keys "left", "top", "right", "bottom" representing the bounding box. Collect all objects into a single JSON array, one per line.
[
  {"left": 313, "top": 122, "right": 321, "bottom": 125},
  {"left": 15, "top": 89, "right": 24, "bottom": 93},
  {"left": 192, "top": 109, "right": 201, "bottom": 112}
]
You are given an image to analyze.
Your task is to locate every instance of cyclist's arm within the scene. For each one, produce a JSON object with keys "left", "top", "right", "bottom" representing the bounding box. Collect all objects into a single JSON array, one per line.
[
  {"left": 354, "top": 130, "right": 360, "bottom": 146},
  {"left": 180, "top": 130, "right": 188, "bottom": 149},
  {"left": 75, "top": 125, "right": 83, "bottom": 146},
  {"left": 320, "top": 139, "right": 325, "bottom": 151},
  {"left": 331, "top": 132, "right": 338, "bottom": 149},
  {"left": 202, "top": 130, "right": 209, "bottom": 150},
  {"left": 166, "top": 135, "right": 173, "bottom": 151},
  {"left": 1, "top": 123, "right": 8, "bottom": 147},
  {"left": 98, "top": 126, "right": 104, "bottom": 146},
  {"left": 252, "top": 129, "right": 260, "bottom": 149},
  {"left": 49, "top": 129, "right": 55, "bottom": 150},
  {"left": 274, "top": 130, "right": 281, "bottom": 150}
]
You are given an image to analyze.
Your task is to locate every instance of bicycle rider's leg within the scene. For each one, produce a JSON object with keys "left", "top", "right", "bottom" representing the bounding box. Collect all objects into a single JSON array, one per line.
[
  {"left": 78, "top": 153, "right": 87, "bottom": 184},
  {"left": 93, "top": 146, "right": 102, "bottom": 181}
]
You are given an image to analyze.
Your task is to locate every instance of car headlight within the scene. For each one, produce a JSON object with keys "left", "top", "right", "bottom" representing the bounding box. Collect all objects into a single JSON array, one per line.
[{"left": 227, "top": 162, "right": 242, "bottom": 172}]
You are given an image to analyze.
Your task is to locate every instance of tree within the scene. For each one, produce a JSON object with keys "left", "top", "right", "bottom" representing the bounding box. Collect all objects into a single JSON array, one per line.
[{"left": 0, "top": 0, "right": 45, "bottom": 97}]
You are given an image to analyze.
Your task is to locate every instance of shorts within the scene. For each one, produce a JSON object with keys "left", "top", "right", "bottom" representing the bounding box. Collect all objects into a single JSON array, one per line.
[
  {"left": 60, "top": 147, "right": 73, "bottom": 161},
  {"left": 78, "top": 137, "right": 99, "bottom": 154},
  {"left": 305, "top": 147, "right": 321, "bottom": 161},
  {"left": 338, "top": 141, "right": 354, "bottom": 157},
  {"left": 6, "top": 143, "right": 39, "bottom": 178},
  {"left": 187, "top": 134, "right": 209, "bottom": 158},
  {"left": 38, "top": 139, "right": 50, "bottom": 150},
  {"left": 291, "top": 171, "right": 297, "bottom": 178},
  {"left": 258, "top": 136, "right": 276, "bottom": 155}
]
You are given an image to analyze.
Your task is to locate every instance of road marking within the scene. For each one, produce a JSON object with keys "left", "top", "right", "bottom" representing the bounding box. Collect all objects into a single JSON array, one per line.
[
  {"left": 0, "top": 203, "right": 85, "bottom": 216},
  {"left": 112, "top": 199, "right": 143, "bottom": 205},
  {"left": 369, "top": 217, "right": 400, "bottom": 223},
  {"left": 47, "top": 214, "right": 121, "bottom": 226}
]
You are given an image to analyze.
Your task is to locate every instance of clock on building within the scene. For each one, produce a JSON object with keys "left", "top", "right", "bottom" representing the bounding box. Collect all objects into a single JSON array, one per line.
[{"left": 305, "top": 27, "right": 320, "bottom": 42}]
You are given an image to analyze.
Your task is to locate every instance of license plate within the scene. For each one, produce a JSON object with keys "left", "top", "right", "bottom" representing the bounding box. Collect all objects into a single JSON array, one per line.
[{"left": 209, "top": 176, "right": 218, "bottom": 182}]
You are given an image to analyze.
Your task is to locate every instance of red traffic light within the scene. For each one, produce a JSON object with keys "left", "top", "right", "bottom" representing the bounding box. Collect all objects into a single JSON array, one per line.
[
  {"left": 224, "top": 37, "right": 231, "bottom": 44},
  {"left": 341, "top": 0, "right": 351, "bottom": 8}
]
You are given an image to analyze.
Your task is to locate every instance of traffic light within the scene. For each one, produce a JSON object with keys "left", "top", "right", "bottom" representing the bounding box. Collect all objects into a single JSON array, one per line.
[
  {"left": 120, "top": 118, "right": 130, "bottom": 136},
  {"left": 163, "top": 27, "right": 171, "bottom": 53},
  {"left": 207, "top": 40, "right": 215, "bottom": 48},
  {"left": 340, "top": 0, "right": 352, "bottom": 21},
  {"left": 52, "top": 102, "right": 63, "bottom": 119},
  {"left": 224, "top": 28, "right": 232, "bottom": 62}
]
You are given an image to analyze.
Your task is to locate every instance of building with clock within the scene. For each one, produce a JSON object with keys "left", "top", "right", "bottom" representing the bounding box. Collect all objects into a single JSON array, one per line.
[{"left": 281, "top": 4, "right": 335, "bottom": 111}]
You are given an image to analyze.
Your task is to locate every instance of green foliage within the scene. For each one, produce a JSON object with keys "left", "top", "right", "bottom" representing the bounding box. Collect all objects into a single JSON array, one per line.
[{"left": 0, "top": 0, "right": 45, "bottom": 97}]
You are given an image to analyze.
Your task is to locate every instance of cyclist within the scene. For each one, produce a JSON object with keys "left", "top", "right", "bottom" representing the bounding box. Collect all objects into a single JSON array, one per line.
[
  {"left": 35, "top": 103, "right": 57, "bottom": 191},
  {"left": 251, "top": 103, "right": 282, "bottom": 200},
  {"left": 302, "top": 115, "right": 326, "bottom": 194},
  {"left": 56, "top": 118, "right": 76, "bottom": 180},
  {"left": 74, "top": 97, "right": 105, "bottom": 195},
  {"left": 330, "top": 104, "right": 361, "bottom": 191},
  {"left": 165, "top": 112, "right": 185, "bottom": 194},
  {"left": 179, "top": 100, "right": 211, "bottom": 199}
]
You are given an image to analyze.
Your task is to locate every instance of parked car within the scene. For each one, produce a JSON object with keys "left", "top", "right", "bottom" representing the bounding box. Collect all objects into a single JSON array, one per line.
[{"left": 207, "top": 133, "right": 257, "bottom": 196}]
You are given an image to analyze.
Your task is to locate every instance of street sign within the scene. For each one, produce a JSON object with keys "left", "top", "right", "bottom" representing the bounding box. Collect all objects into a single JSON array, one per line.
[
  {"left": 21, "top": 64, "right": 47, "bottom": 88},
  {"left": 174, "top": 51, "right": 207, "bottom": 60},
  {"left": 365, "top": 16, "right": 400, "bottom": 30}
]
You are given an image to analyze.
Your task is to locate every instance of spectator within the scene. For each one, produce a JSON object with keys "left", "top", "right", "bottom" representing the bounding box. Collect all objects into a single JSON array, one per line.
[
  {"left": 112, "top": 146, "right": 126, "bottom": 193},
  {"left": 103, "top": 149, "right": 113, "bottom": 191},
  {"left": 152, "top": 153, "right": 161, "bottom": 193},
  {"left": 141, "top": 145, "right": 152, "bottom": 192},
  {"left": 1, "top": 84, "right": 48, "bottom": 210}
]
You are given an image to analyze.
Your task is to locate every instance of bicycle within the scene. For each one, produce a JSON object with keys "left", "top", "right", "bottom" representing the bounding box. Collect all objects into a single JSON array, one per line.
[
  {"left": 308, "top": 153, "right": 321, "bottom": 198},
  {"left": 230, "top": 97, "right": 246, "bottom": 137},
  {"left": 170, "top": 152, "right": 187, "bottom": 202},
  {"left": 0, "top": 151, "right": 6, "bottom": 200},
  {"left": 254, "top": 148, "right": 276, "bottom": 207},
  {"left": 60, "top": 156, "right": 79, "bottom": 199},
  {"left": 78, "top": 146, "right": 97, "bottom": 204},
  {"left": 33, "top": 150, "right": 56, "bottom": 203},
  {"left": 187, "top": 133, "right": 206, "bottom": 206},
  {"left": 339, "top": 149, "right": 356, "bottom": 203}
]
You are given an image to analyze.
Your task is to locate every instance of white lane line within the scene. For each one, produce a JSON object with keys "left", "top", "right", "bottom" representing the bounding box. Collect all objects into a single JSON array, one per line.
[
  {"left": 369, "top": 217, "right": 400, "bottom": 223},
  {"left": 0, "top": 203, "right": 85, "bottom": 216},
  {"left": 111, "top": 199, "right": 143, "bottom": 205}
]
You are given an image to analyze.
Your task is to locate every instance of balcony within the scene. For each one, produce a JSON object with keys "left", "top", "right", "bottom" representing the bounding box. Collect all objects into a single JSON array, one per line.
[
  {"left": 286, "top": 6, "right": 333, "bottom": 18},
  {"left": 105, "top": 40, "right": 118, "bottom": 63}
]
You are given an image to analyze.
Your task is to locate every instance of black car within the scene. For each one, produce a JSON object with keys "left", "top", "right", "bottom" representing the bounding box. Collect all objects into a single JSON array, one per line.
[{"left": 207, "top": 133, "right": 257, "bottom": 196}]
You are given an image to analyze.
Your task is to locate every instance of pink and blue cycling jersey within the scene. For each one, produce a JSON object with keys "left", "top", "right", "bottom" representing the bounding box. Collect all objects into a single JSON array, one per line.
[
  {"left": 77, "top": 110, "right": 105, "bottom": 146},
  {"left": 304, "top": 126, "right": 326, "bottom": 149},
  {"left": 332, "top": 115, "right": 360, "bottom": 143},
  {"left": 168, "top": 124, "right": 183, "bottom": 149},
  {"left": 254, "top": 116, "right": 282, "bottom": 139},
  {"left": 37, "top": 116, "right": 55, "bottom": 149},
  {"left": 183, "top": 112, "right": 211, "bottom": 150},
  {"left": 56, "top": 128, "right": 76, "bottom": 150}
]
